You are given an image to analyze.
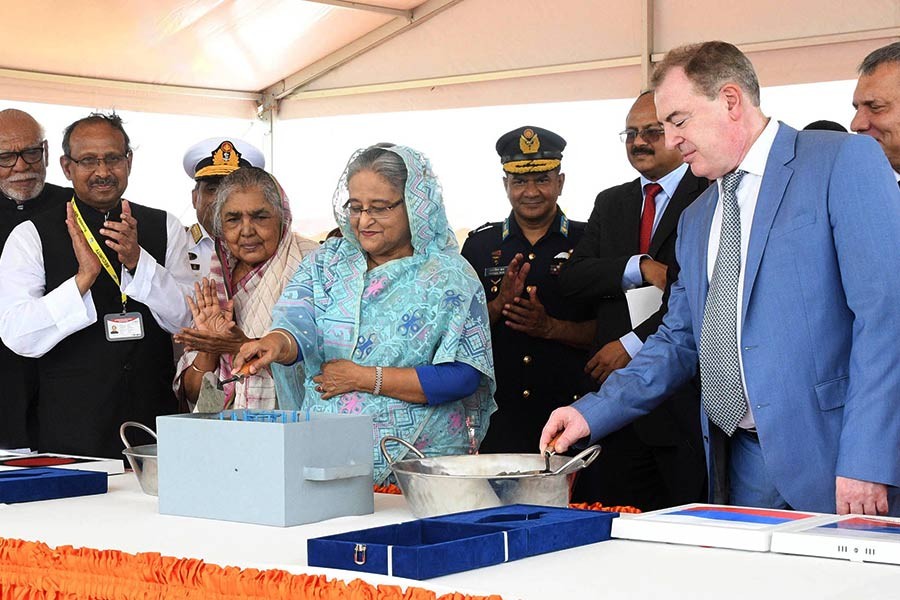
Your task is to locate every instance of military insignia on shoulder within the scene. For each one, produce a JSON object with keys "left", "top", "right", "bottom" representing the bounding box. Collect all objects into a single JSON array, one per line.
[
  {"left": 189, "top": 223, "right": 203, "bottom": 244},
  {"left": 468, "top": 222, "right": 499, "bottom": 236}
]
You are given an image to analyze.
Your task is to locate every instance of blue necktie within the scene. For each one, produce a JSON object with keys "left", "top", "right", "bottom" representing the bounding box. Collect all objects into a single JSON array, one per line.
[{"left": 699, "top": 170, "right": 748, "bottom": 435}]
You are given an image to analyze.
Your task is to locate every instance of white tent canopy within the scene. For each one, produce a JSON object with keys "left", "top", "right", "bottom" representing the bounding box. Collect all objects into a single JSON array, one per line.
[
  {"left": 1, "top": 0, "right": 897, "bottom": 122},
  {"left": 2, "top": 1, "right": 897, "bottom": 236}
]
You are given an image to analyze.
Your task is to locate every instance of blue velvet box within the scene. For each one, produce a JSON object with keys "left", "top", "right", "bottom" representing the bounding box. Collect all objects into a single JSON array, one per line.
[
  {"left": 308, "top": 504, "right": 617, "bottom": 579},
  {"left": 0, "top": 467, "right": 107, "bottom": 503}
]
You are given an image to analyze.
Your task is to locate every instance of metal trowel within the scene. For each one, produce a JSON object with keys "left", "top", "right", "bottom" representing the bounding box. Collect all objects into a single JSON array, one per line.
[{"left": 196, "top": 365, "right": 252, "bottom": 413}]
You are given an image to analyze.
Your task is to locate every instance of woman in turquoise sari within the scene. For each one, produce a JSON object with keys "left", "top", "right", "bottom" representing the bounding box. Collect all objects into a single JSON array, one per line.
[{"left": 235, "top": 144, "right": 496, "bottom": 484}]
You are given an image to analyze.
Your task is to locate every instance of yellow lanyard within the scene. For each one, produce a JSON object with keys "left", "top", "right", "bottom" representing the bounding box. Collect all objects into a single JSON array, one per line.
[{"left": 70, "top": 198, "right": 128, "bottom": 311}]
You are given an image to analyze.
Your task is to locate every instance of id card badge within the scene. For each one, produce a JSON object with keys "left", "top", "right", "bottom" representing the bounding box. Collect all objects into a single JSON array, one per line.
[{"left": 104, "top": 312, "right": 144, "bottom": 342}]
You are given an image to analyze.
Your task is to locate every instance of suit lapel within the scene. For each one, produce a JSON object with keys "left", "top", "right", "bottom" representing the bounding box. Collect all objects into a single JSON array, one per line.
[
  {"left": 741, "top": 123, "right": 796, "bottom": 320},
  {"left": 622, "top": 179, "right": 643, "bottom": 252},
  {"left": 692, "top": 186, "right": 716, "bottom": 318},
  {"left": 649, "top": 171, "right": 701, "bottom": 256}
]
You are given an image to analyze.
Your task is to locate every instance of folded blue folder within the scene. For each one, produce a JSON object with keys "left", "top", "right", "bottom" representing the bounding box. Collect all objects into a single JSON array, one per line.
[
  {"left": 308, "top": 504, "right": 617, "bottom": 580},
  {"left": 0, "top": 467, "right": 107, "bottom": 503}
]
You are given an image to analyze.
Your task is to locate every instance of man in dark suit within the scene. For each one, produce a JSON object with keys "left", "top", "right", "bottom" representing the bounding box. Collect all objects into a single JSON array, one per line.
[{"left": 558, "top": 91, "right": 708, "bottom": 510}]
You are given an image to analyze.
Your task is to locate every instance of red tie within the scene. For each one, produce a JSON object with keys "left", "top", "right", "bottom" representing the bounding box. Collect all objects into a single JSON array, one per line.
[{"left": 639, "top": 183, "right": 662, "bottom": 254}]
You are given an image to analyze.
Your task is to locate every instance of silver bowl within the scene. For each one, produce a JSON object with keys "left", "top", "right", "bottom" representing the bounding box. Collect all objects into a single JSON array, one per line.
[
  {"left": 380, "top": 436, "right": 601, "bottom": 518},
  {"left": 120, "top": 421, "right": 158, "bottom": 496}
]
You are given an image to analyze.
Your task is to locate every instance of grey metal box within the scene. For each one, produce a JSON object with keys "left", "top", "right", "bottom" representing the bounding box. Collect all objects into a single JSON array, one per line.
[{"left": 157, "top": 410, "right": 374, "bottom": 527}]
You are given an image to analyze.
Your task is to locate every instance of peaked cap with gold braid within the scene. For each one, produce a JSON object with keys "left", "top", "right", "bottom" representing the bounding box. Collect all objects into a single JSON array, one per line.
[
  {"left": 182, "top": 137, "right": 265, "bottom": 180},
  {"left": 496, "top": 125, "right": 566, "bottom": 174}
]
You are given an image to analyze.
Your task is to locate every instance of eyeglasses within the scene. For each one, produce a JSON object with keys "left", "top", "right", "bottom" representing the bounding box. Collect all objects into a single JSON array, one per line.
[
  {"left": 66, "top": 152, "right": 131, "bottom": 170},
  {"left": 619, "top": 127, "right": 665, "bottom": 144},
  {"left": 345, "top": 198, "right": 404, "bottom": 220},
  {"left": 0, "top": 144, "right": 45, "bottom": 168}
]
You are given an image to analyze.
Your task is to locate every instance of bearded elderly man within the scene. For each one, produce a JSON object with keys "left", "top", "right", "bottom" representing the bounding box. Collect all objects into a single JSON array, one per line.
[
  {"left": 0, "top": 112, "right": 194, "bottom": 458},
  {"left": 0, "top": 109, "right": 70, "bottom": 450},
  {"left": 558, "top": 91, "right": 708, "bottom": 510},
  {"left": 542, "top": 41, "right": 900, "bottom": 516}
]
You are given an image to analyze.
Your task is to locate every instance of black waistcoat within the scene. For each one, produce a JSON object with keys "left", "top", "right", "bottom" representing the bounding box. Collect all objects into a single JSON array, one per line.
[
  {"left": 30, "top": 197, "right": 177, "bottom": 458},
  {"left": 0, "top": 182, "right": 70, "bottom": 449}
]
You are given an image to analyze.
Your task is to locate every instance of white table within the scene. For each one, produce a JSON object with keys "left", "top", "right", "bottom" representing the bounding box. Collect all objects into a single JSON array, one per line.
[{"left": 1, "top": 474, "right": 899, "bottom": 599}]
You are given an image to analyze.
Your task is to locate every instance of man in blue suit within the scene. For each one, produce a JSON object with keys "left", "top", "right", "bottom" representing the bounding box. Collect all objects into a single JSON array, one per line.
[{"left": 541, "top": 41, "right": 900, "bottom": 516}]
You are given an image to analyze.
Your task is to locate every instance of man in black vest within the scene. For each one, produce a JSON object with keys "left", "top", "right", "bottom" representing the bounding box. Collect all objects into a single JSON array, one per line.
[
  {"left": 0, "top": 113, "right": 194, "bottom": 458},
  {"left": 0, "top": 109, "right": 70, "bottom": 449},
  {"left": 559, "top": 91, "right": 708, "bottom": 510}
]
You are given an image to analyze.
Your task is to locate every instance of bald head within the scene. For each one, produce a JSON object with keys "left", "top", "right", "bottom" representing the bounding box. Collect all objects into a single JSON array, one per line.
[{"left": 0, "top": 109, "right": 48, "bottom": 203}]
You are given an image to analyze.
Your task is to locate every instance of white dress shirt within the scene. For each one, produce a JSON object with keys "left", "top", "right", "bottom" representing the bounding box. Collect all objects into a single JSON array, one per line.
[
  {"left": 620, "top": 162, "right": 690, "bottom": 357},
  {"left": 706, "top": 117, "right": 780, "bottom": 429},
  {"left": 0, "top": 211, "right": 195, "bottom": 358},
  {"left": 187, "top": 223, "right": 215, "bottom": 282}
]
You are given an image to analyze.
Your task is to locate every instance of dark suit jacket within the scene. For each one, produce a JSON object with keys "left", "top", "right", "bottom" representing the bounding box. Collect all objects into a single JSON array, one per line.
[{"left": 559, "top": 169, "right": 708, "bottom": 507}]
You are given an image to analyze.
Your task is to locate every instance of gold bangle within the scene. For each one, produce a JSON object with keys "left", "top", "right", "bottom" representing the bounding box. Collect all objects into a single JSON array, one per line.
[
  {"left": 188, "top": 363, "right": 206, "bottom": 374},
  {"left": 270, "top": 329, "right": 295, "bottom": 353}
]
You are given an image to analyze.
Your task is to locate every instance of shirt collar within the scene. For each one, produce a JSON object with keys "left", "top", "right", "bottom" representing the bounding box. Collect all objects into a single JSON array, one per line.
[
  {"left": 733, "top": 117, "right": 779, "bottom": 179},
  {"left": 640, "top": 162, "right": 689, "bottom": 198},
  {"left": 502, "top": 207, "right": 569, "bottom": 241}
]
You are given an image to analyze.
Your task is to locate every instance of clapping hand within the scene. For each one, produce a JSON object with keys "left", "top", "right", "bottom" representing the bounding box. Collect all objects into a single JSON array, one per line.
[
  {"left": 66, "top": 202, "right": 101, "bottom": 295},
  {"left": 100, "top": 200, "right": 141, "bottom": 272},
  {"left": 502, "top": 285, "right": 554, "bottom": 339}
]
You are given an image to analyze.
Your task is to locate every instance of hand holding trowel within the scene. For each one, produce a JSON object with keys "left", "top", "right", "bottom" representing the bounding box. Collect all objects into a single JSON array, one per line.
[{"left": 196, "top": 363, "right": 254, "bottom": 413}]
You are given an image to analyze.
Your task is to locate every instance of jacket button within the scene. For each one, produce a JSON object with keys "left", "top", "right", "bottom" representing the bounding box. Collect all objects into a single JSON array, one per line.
[
  {"left": 522, "top": 355, "right": 532, "bottom": 365},
  {"left": 528, "top": 253, "right": 536, "bottom": 260},
  {"left": 522, "top": 389, "right": 531, "bottom": 399}
]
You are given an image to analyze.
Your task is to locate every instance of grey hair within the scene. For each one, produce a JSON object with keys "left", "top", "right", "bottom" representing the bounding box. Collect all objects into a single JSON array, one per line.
[
  {"left": 651, "top": 41, "right": 761, "bottom": 107},
  {"left": 211, "top": 166, "right": 283, "bottom": 237},
  {"left": 345, "top": 143, "right": 408, "bottom": 198},
  {"left": 859, "top": 42, "right": 900, "bottom": 75}
]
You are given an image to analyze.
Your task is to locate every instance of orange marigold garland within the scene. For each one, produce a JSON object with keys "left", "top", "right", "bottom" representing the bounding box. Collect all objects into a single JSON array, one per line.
[{"left": 0, "top": 537, "right": 503, "bottom": 600}]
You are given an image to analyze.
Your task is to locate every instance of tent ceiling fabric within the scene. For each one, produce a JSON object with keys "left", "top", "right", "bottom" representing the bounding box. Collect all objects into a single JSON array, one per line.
[{"left": 0, "top": 0, "right": 897, "bottom": 118}]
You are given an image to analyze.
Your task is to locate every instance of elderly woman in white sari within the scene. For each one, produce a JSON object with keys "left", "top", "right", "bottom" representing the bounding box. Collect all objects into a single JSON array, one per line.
[{"left": 173, "top": 166, "right": 317, "bottom": 409}]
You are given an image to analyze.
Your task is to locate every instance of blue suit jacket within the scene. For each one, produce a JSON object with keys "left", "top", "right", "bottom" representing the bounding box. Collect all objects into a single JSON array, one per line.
[{"left": 574, "top": 123, "right": 900, "bottom": 514}]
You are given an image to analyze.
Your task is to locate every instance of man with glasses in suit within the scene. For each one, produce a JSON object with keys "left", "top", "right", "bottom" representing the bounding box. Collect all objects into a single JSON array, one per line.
[{"left": 559, "top": 91, "right": 708, "bottom": 510}]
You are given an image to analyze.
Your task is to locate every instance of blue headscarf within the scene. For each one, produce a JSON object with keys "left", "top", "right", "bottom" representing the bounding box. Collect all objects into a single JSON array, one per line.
[{"left": 272, "top": 145, "right": 496, "bottom": 484}]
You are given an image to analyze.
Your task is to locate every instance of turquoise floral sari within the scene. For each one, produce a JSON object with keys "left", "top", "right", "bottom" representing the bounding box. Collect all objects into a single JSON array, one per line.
[{"left": 272, "top": 145, "right": 496, "bottom": 484}]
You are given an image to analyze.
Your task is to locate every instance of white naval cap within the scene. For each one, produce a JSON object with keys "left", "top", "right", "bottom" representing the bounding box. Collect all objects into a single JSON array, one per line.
[{"left": 182, "top": 137, "right": 265, "bottom": 179}]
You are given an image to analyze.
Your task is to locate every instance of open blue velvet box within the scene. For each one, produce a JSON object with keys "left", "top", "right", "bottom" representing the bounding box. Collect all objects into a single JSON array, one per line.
[
  {"left": 0, "top": 467, "right": 107, "bottom": 503},
  {"left": 308, "top": 504, "right": 617, "bottom": 580}
]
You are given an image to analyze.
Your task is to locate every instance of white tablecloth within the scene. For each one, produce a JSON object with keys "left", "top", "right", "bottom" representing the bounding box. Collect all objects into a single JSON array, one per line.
[{"left": 1, "top": 473, "right": 899, "bottom": 599}]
